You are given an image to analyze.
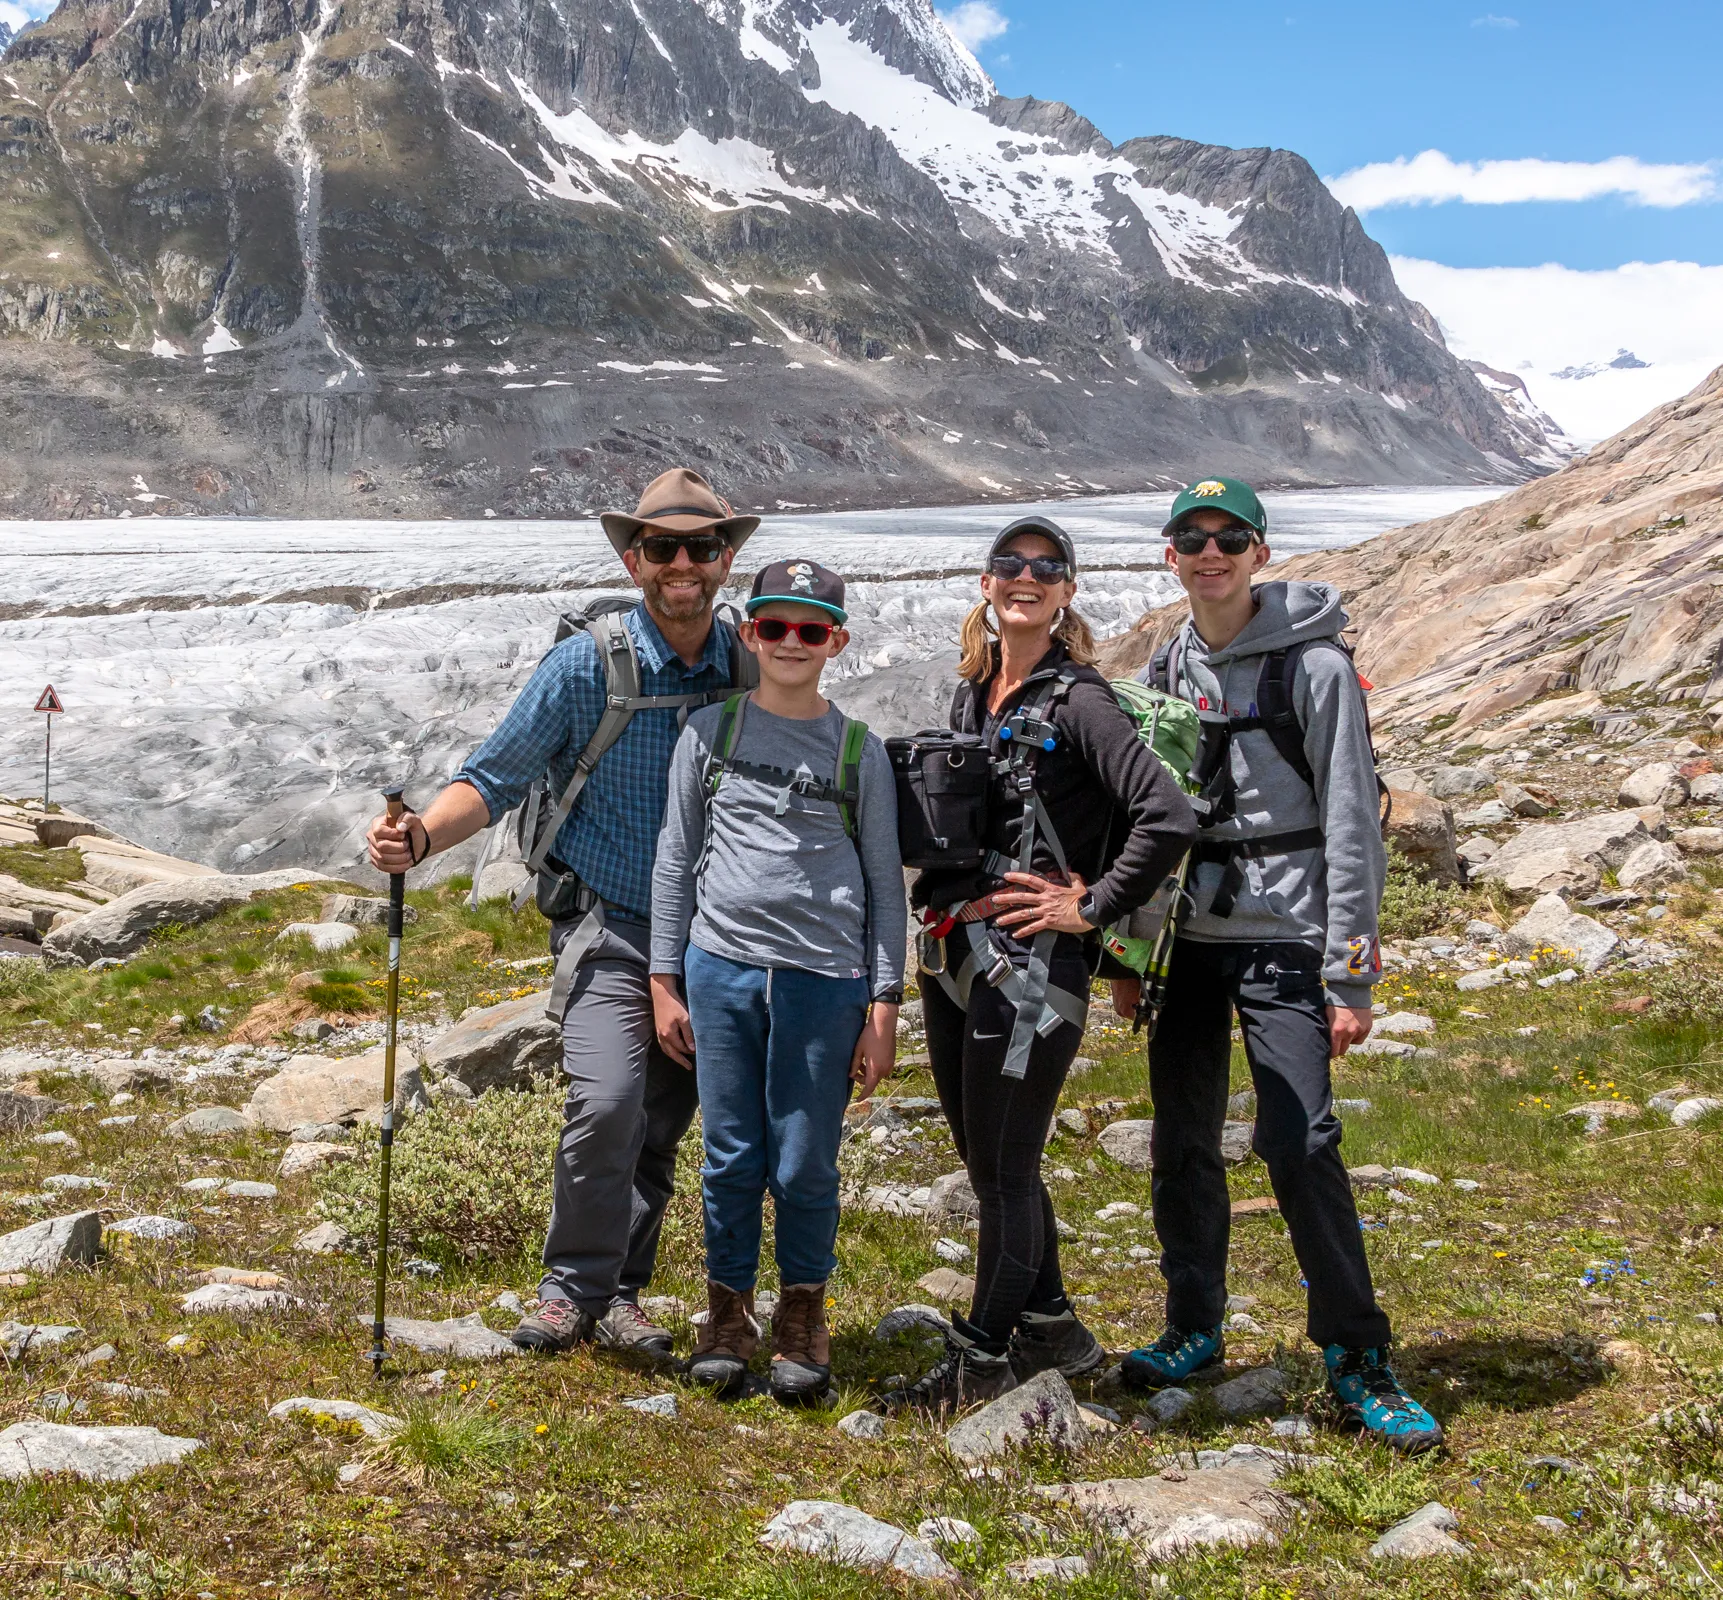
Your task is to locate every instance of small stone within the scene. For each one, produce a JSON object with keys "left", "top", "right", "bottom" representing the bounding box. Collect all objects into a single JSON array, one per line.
[
  {"left": 915, "top": 1268, "right": 975, "bottom": 1304},
  {"left": 370, "top": 1312, "right": 521, "bottom": 1360},
  {"left": 1392, "top": 1167, "right": 1441, "bottom": 1186},
  {"left": 337, "top": 1463, "right": 365, "bottom": 1484},
  {"left": 291, "top": 1019, "right": 338, "bottom": 1043},
  {"left": 276, "top": 921, "right": 361, "bottom": 953},
  {"left": 1079, "top": 1402, "right": 1122, "bottom": 1425},
  {"left": 1225, "top": 1294, "right": 1258, "bottom": 1312},
  {"left": 179, "top": 1178, "right": 223, "bottom": 1192},
  {"left": 0, "top": 1211, "right": 102, "bottom": 1275},
  {"left": 289, "top": 1122, "right": 351, "bottom": 1144},
  {"left": 1375, "top": 1012, "right": 1435, "bottom": 1035},
  {"left": 1672, "top": 1097, "right": 1723, "bottom": 1127},
  {"left": 106, "top": 1215, "right": 195, "bottom": 1243},
  {"left": 0, "top": 1422, "right": 203, "bottom": 1482},
  {"left": 166, "top": 1106, "right": 255, "bottom": 1138},
  {"left": 1056, "top": 1108, "right": 1088, "bottom": 1135},
  {"left": 761, "top": 1501, "right": 956, "bottom": 1581},
  {"left": 1532, "top": 1514, "right": 1567, "bottom": 1536},
  {"left": 1210, "top": 1366, "right": 1286, "bottom": 1422},
  {"left": 1348, "top": 1164, "right": 1393, "bottom": 1188},
  {"left": 195, "top": 1267, "right": 285, "bottom": 1288},
  {"left": 927, "top": 1169, "right": 980, "bottom": 1222},
  {"left": 873, "top": 1304, "right": 950, "bottom": 1340},
  {"left": 1145, "top": 1387, "right": 1198, "bottom": 1423},
  {"left": 945, "top": 1368, "right": 1088, "bottom": 1464},
  {"left": 934, "top": 1236, "right": 972, "bottom": 1264},
  {"left": 32, "top": 1130, "right": 78, "bottom": 1150},
  {"left": 1, "top": 1321, "right": 84, "bottom": 1360},
  {"left": 182, "top": 1282, "right": 299, "bottom": 1315},
  {"left": 196, "top": 1006, "right": 223, "bottom": 1033},
  {"left": 269, "top": 1397, "right": 402, "bottom": 1438},
  {"left": 1005, "top": 1555, "right": 1090, "bottom": 1581},
  {"left": 97, "top": 1115, "right": 137, "bottom": 1128},
  {"left": 621, "top": 1391, "right": 676, "bottom": 1417},
  {"left": 42, "top": 1174, "right": 107, "bottom": 1192},
  {"left": 294, "top": 1221, "right": 354, "bottom": 1255},
  {"left": 491, "top": 1290, "right": 526, "bottom": 1317},
  {"left": 1270, "top": 1416, "right": 1312, "bottom": 1439},
  {"left": 220, "top": 1181, "right": 277, "bottom": 1199},
  {"left": 917, "top": 1516, "right": 979, "bottom": 1545},
  {"left": 279, "top": 1143, "right": 355, "bottom": 1179},
  {"left": 1370, "top": 1501, "right": 1467, "bottom": 1560},
  {"left": 1450, "top": 1178, "right": 1482, "bottom": 1192},
  {"left": 639, "top": 1294, "right": 685, "bottom": 1321},
  {"left": 403, "top": 1258, "right": 440, "bottom": 1278},
  {"left": 1334, "top": 1098, "right": 1372, "bottom": 1114},
  {"left": 1456, "top": 968, "right": 1508, "bottom": 991},
  {"left": 1095, "top": 1201, "right": 1140, "bottom": 1221},
  {"left": 1226, "top": 1313, "right": 1265, "bottom": 1335},
  {"left": 837, "top": 1409, "right": 886, "bottom": 1439},
  {"left": 1220, "top": 1121, "right": 1254, "bottom": 1165}
]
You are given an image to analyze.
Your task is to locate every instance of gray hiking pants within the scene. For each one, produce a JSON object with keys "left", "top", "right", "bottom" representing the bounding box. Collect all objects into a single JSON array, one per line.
[{"left": 537, "top": 917, "right": 699, "bottom": 1314}]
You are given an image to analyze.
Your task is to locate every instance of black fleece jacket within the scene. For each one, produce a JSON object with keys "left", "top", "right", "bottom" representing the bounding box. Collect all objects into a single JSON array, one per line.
[{"left": 915, "top": 642, "right": 1199, "bottom": 929}]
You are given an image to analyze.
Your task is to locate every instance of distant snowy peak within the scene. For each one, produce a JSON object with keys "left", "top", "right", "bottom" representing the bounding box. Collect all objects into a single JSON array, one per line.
[
  {"left": 1466, "top": 361, "right": 1578, "bottom": 471},
  {"left": 716, "top": 0, "right": 993, "bottom": 106},
  {"left": 1553, "top": 348, "right": 1652, "bottom": 381},
  {"left": 0, "top": 20, "right": 14, "bottom": 55}
]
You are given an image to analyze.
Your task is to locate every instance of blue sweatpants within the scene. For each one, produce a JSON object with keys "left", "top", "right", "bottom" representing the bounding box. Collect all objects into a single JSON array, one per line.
[{"left": 683, "top": 944, "right": 869, "bottom": 1290}]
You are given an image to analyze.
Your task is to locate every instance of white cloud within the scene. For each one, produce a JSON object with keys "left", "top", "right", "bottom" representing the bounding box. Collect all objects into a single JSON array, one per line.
[
  {"left": 939, "top": 2, "right": 1009, "bottom": 51},
  {"left": 1329, "top": 150, "right": 1716, "bottom": 210},
  {"left": 1393, "top": 256, "right": 1723, "bottom": 443},
  {"left": 1471, "top": 13, "right": 1519, "bottom": 27},
  {"left": 0, "top": 0, "right": 53, "bottom": 26}
]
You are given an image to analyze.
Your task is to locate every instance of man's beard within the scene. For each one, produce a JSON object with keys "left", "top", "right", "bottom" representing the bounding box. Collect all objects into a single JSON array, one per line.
[{"left": 640, "top": 563, "right": 725, "bottom": 623}]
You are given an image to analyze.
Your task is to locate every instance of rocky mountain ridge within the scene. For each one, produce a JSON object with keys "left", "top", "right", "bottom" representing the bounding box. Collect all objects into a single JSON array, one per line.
[
  {"left": 2, "top": 0, "right": 1552, "bottom": 517},
  {"left": 1100, "top": 361, "right": 1723, "bottom": 757}
]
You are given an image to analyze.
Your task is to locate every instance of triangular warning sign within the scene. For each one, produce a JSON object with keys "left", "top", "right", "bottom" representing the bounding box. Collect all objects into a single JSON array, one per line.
[{"left": 34, "top": 685, "right": 63, "bottom": 714}]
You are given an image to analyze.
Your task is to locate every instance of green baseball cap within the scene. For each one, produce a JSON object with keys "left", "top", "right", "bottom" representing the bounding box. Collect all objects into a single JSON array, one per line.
[{"left": 1163, "top": 476, "right": 1268, "bottom": 539}]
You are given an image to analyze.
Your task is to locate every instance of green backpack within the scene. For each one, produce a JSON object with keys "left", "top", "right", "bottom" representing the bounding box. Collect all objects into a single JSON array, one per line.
[{"left": 1097, "top": 679, "right": 1203, "bottom": 993}]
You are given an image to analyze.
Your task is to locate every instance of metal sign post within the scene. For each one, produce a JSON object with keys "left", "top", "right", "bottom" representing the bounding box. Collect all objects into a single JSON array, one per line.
[{"left": 33, "top": 686, "right": 63, "bottom": 806}]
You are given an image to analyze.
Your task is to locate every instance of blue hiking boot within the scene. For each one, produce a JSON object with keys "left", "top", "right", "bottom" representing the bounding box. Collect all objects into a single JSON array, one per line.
[
  {"left": 1120, "top": 1324, "right": 1224, "bottom": 1391},
  {"left": 1323, "top": 1345, "right": 1445, "bottom": 1455}
]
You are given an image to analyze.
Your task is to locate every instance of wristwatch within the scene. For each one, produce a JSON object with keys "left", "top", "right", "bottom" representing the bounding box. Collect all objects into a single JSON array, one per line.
[
  {"left": 1077, "top": 891, "right": 1099, "bottom": 928},
  {"left": 873, "top": 988, "right": 905, "bottom": 1006}
]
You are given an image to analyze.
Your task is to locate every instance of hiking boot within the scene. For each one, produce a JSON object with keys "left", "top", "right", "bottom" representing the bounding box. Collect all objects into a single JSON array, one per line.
[
  {"left": 596, "top": 1298, "right": 675, "bottom": 1362},
  {"left": 769, "top": 1282, "right": 832, "bottom": 1405},
  {"left": 1323, "top": 1344, "right": 1445, "bottom": 1456},
  {"left": 684, "top": 1280, "right": 760, "bottom": 1399},
  {"left": 1010, "top": 1304, "right": 1106, "bottom": 1380},
  {"left": 1120, "top": 1324, "right": 1224, "bottom": 1390},
  {"left": 881, "top": 1322, "right": 1017, "bottom": 1416},
  {"left": 510, "top": 1297, "right": 595, "bottom": 1354}
]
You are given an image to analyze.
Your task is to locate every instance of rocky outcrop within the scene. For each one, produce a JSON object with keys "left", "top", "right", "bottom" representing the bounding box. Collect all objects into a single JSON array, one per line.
[
  {"left": 246, "top": 1048, "right": 429, "bottom": 1132},
  {"left": 0, "top": 0, "right": 1542, "bottom": 518}
]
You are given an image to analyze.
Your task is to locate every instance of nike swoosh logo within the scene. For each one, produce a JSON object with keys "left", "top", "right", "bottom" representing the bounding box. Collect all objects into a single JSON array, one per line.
[{"left": 972, "top": 1031, "right": 1003, "bottom": 1040}]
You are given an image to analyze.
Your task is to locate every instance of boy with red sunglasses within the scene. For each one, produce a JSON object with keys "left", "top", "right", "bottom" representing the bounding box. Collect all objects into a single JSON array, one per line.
[{"left": 650, "top": 559, "right": 906, "bottom": 1403}]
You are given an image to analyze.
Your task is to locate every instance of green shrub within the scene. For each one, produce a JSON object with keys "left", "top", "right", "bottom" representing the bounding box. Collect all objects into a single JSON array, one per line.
[
  {"left": 315, "top": 1085, "right": 564, "bottom": 1262},
  {"left": 1280, "top": 1453, "right": 1437, "bottom": 1531},
  {"left": 1645, "top": 965, "right": 1723, "bottom": 1028},
  {"left": 1378, "top": 845, "right": 1462, "bottom": 940}
]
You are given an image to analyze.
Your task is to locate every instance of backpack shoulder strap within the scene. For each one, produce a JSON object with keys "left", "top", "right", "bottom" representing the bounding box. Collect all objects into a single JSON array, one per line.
[
  {"left": 835, "top": 717, "right": 868, "bottom": 841},
  {"left": 1148, "top": 638, "right": 1176, "bottom": 695},
  {"left": 522, "top": 612, "right": 643, "bottom": 878},
  {"left": 1253, "top": 644, "right": 1316, "bottom": 791},
  {"left": 721, "top": 617, "right": 760, "bottom": 692},
  {"left": 703, "top": 691, "right": 749, "bottom": 803}
]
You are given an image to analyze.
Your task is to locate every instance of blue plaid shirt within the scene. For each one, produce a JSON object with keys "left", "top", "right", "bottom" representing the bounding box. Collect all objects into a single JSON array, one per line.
[{"left": 456, "top": 605, "right": 737, "bottom": 921}]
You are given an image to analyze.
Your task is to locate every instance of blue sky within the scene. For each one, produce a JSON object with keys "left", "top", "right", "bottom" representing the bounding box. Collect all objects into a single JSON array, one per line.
[{"left": 944, "top": 0, "right": 1723, "bottom": 438}]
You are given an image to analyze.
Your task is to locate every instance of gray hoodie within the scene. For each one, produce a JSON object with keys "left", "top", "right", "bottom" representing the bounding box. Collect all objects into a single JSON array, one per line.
[{"left": 1150, "top": 580, "right": 1385, "bottom": 1009}]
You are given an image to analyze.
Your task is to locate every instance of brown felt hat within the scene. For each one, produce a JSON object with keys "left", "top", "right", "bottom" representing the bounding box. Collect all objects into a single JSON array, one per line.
[{"left": 599, "top": 467, "right": 760, "bottom": 557}]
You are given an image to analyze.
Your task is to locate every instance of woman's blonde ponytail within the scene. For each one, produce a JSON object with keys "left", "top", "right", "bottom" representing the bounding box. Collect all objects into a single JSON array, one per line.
[{"left": 958, "top": 599, "right": 1098, "bottom": 680}]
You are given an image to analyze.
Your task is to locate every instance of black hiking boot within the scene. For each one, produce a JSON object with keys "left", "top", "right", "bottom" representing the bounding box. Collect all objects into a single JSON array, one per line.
[
  {"left": 511, "top": 1297, "right": 595, "bottom": 1354},
  {"left": 881, "top": 1319, "right": 1017, "bottom": 1416},
  {"left": 1009, "top": 1304, "right": 1106, "bottom": 1380}
]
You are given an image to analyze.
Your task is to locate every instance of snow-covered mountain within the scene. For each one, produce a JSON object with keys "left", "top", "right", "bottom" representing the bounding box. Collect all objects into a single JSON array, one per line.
[
  {"left": 1464, "top": 362, "right": 1577, "bottom": 472},
  {"left": 0, "top": 0, "right": 1547, "bottom": 517}
]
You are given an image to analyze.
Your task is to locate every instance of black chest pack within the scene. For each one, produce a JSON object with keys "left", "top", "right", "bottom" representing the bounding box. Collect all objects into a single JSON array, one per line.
[{"left": 1149, "top": 634, "right": 1390, "bottom": 917}]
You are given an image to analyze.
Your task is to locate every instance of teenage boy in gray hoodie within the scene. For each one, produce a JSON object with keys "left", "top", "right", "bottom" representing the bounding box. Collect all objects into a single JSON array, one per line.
[{"left": 1113, "top": 476, "right": 1443, "bottom": 1455}]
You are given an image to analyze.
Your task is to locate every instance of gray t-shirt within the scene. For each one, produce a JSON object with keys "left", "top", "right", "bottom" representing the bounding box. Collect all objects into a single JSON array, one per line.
[{"left": 650, "top": 697, "right": 906, "bottom": 995}]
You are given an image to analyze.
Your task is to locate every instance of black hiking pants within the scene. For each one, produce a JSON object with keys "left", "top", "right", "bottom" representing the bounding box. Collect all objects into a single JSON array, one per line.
[
  {"left": 1149, "top": 937, "right": 1390, "bottom": 1351},
  {"left": 923, "top": 937, "right": 1088, "bottom": 1347}
]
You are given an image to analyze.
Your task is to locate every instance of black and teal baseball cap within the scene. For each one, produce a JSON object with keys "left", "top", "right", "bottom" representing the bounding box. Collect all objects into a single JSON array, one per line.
[
  {"left": 1163, "top": 476, "right": 1268, "bottom": 539},
  {"left": 747, "top": 558, "right": 848, "bottom": 622}
]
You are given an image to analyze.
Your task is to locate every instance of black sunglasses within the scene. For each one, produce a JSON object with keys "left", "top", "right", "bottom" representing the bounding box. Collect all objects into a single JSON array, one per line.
[
  {"left": 637, "top": 531, "right": 727, "bottom": 565},
  {"left": 1169, "top": 524, "right": 1258, "bottom": 556},
  {"left": 987, "top": 553, "right": 1072, "bottom": 582},
  {"left": 750, "top": 617, "right": 836, "bottom": 645}
]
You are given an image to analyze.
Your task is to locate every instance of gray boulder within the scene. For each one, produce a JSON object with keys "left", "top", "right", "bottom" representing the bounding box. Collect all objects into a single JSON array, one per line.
[
  {"left": 1672, "top": 1097, "right": 1723, "bottom": 1128},
  {"left": 926, "top": 1169, "right": 980, "bottom": 1223},
  {"left": 1473, "top": 811, "right": 1649, "bottom": 901},
  {"left": 420, "top": 994, "right": 560, "bottom": 1094},
  {"left": 1370, "top": 1501, "right": 1467, "bottom": 1560},
  {"left": 1617, "top": 839, "right": 1690, "bottom": 891},
  {"left": 0, "top": 1422, "right": 203, "bottom": 1482},
  {"left": 41, "top": 868, "right": 331, "bottom": 966},
  {"left": 0, "top": 1091, "right": 62, "bottom": 1131},
  {"left": 1220, "top": 1121, "right": 1255, "bottom": 1166},
  {"left": 276, "top": 922, "right": 360, "bottom": 954},
  {"left": 320, "top": 894, "right": 419, "bottom": 927},
  {"left": 1211, "top": 1366, "right": 1287, "bottom": 1421},
  {"left": 1428, "top": 766, "right": 1493, "bottom": 800},
  {"left": 945, "top": 1368, "right": 1088, "bottom": 1464},
  {"left": 293, "top": 1221, "right": 355, "bottom": 1254},
  {"left": 1674, "top": 827, "right": 1723, "bottom": 855},
  {"left": 1038, "top": 1443, "right": 1294, "bottom": 1561},
  {"left": 1, "top": 1321, "right": 84, "bottom": 1360},
  {"left": 1619, "top": 762, "right": 1688, "bottom": 810},
  {"left": 268, "top": 1396, "right": 402, "bottom": 1438},
  {"left": 246, "top": 1047, "right": 427, "bottom": 1132},
  {"left": 837, "top": 1409, "right": 887, "bottom": 1440},
  {"left": 1500, "top": 894, "right": 1618, "bottom": 973},
  {"left": 1098, "top": 1119, "right": 1154, "bottom": 1170},
  {"left": 82, "top": 1058, "right": 175, "bottom": 1096},
  {"left": 1385, "top": 790, "right": 1461, "bottom": 885},
  {"left": 0, "top": 1211, "right": 102, "bottom": 1275},
  {"left": 760, "top": 1500, "right": 957, "bottom": 1582},
  {"left": 369, "top": 1312, "right": 521, "bottom": 1360},
  {"left": 105, "top": 1215, "right": 195, "bottom": 1242}
]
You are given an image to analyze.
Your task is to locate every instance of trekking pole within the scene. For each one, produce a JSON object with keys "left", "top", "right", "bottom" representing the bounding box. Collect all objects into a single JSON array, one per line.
[
  {"left": 370, "top": 785, "right": 409, "bottom": 1380},
  {"left": 1133, "top": 854, "right": 1193, "bottom": 1040}
]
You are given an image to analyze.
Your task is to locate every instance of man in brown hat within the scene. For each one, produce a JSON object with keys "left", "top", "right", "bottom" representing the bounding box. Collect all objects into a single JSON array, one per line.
[{"left": 366, "top": 468, "right": 760, "bottom": 1359}]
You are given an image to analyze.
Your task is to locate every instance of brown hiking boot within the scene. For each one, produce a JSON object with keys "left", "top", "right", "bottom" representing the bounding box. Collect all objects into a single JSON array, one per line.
[
  {"left": 596, "top": 1298, "right": 674, "bottom": 1363},
  {"left": 685, "top": 1280, "right": 759, "bottom": 1398},
  {"left": 770, "top": 1282, "right": 832, "bottom": 1404},
  {"left": 510, "top": 1297, "right": 594, "bottom": 1354}
]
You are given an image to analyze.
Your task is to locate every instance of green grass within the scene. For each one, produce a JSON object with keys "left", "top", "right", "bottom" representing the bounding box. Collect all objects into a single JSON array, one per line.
[
  {"left": 1, "top": 872, "right": 1722, "bottom": 1596},
  {"left": 0, "top": 841, "right": 88, "bottom": 892}
]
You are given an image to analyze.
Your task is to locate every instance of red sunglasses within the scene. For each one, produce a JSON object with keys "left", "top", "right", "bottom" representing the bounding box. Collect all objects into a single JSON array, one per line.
[{"left": 750, "top": 617, "right": 835, "bottom": 645}]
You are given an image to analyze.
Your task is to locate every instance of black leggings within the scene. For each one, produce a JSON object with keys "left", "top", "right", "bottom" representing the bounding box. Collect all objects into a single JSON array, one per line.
[{"left": 922, "top": 942, "right": 1088, "bottom": 1347}]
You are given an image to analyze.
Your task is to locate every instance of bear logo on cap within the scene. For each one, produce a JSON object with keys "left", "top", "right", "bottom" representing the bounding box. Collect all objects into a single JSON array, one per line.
[{"left": 1191, "top": 479, "right": 1228, "bottom": 497}]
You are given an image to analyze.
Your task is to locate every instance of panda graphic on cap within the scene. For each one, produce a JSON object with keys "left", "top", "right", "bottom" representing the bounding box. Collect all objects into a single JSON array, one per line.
[{"left": 746, "top": 559, "right": 849, "bottom": 621}]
